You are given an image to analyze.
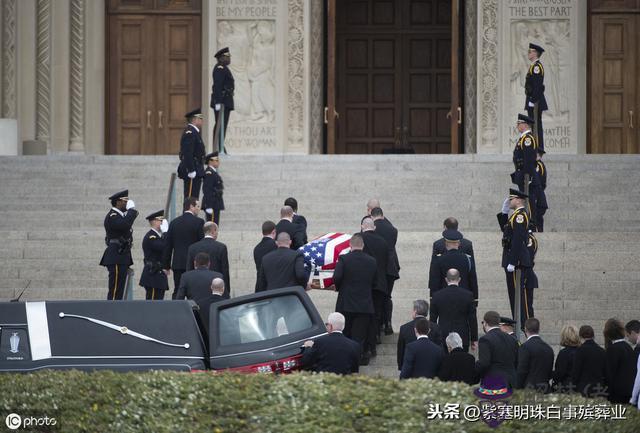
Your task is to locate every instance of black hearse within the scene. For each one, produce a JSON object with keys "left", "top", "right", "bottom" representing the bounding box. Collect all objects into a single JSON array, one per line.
[{"left": 0, "top": 287, "right": 326, "bottom": 373}]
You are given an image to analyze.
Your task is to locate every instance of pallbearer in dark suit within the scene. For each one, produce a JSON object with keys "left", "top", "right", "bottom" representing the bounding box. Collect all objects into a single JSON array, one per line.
[
  {"left": 100, "top": 190, "right": 138, "bottom": 300},
  {"left": 276, "top": 206, "right": 306, "bottom": 250},
  {"left": 476, "top": 311, "right": 519, "bottom": 388},
  {"left": 177, "top": 108, "right": 206, "bottom": 200},
  {"left": 257, "top": 232, "right": 307, "bottom": 292},
  {"left": 400, "top": 317, "right": 445, "bottom": 379},
  {"left": 361, "top": 217, "right": 389, "bottom": 347},
  {"left": 139, "top": 210, "right": 169, "bottom": 300},
  {"left": 302, "top": 312, "right": 361, "bottom": 375},
  {"left": 186, "top": 222, "right": 230, "bottom": 298},
  {"left": 285, "top": 197, "right": 308, "bottom": 245},
  {"left": 253, "top": 221, "right": 277, "bottom": 292},
  {"left": 525, "top": 43, "right": 547, "bottom": 151},
  {"left": 334, "top": 233, "right": 377, "bottom": 365},
  {"left": 516, "top": 318, "right": 554, "bottom": 393},
  {"left": 211, "top": 47, "right": 234, "bottom": 150},
  {"left": 202, "top": 152, "right": 225, "bottom": 225},
  {"left": 535, "top": 148, "right": 548, "bottom": 232}
]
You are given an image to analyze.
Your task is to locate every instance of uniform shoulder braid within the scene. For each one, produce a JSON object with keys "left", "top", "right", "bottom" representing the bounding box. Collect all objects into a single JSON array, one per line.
[{"left": 530, "top": 61, "right": 544, "bottom": 76}]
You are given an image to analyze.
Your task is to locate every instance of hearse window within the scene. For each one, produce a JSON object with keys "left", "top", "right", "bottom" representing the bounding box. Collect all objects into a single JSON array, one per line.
[{"left": 218, "top": 295, "right": 313, "bottom": 346}]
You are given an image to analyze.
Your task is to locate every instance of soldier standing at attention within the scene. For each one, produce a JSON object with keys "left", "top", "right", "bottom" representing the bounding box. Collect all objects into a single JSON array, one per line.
[
  {"left": 202, "top": 152, "right": 225, "bottom": 225},
  {"left": 139, "top": 210, "right": 169, "bottom": 300},
  {"left": 177, "top": 108, "right": 205, "bottom": 200},
  {"left": 211, "top": 47, "right": 235, "bottom": 152},
  {"left": 511, "top": 114, "right": 540, "bottom": 228},
  {"left": 100, "top": 190, "right": 138, "bottom": 300},
  {"left": 535, "top": 148, "right": 548, "bottom": 232},
  {"left": 525, "top": 43, "right": 547, "bottom": 151}
]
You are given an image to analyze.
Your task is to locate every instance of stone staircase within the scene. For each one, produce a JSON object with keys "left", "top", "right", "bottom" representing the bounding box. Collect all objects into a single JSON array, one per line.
[{"left": 1, "top": 154, "right": 639, "bottom": 378}]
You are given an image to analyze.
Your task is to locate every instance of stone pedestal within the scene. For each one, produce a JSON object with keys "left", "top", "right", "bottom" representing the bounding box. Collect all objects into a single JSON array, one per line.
[{"left": 0, "top": 119, "right": 19, "bottom": 155}]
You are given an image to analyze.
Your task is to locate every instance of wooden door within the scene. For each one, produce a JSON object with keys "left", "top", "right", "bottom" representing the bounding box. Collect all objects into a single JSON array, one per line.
[{"left": 107, "top": 1, "right": 201, "bottom": 155}]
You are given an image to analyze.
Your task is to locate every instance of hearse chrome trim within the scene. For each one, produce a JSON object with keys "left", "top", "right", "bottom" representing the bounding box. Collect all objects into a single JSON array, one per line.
[
  {"left": 58, "top": 312, "right": 190, "bottom": 349},
  {"left": 0, "top": 363, "right": 195, "bottom": 372},
  {"left": 210, "top": 332, "right": 328, "bottom": 359},
  {"left": 25, "top": 302, "right": 52, "bottom": 360}
]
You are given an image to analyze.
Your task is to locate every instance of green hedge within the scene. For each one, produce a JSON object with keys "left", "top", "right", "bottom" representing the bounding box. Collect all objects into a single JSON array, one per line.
[{"left": 1, "top": 371, "right": 638, "bottom": 432}]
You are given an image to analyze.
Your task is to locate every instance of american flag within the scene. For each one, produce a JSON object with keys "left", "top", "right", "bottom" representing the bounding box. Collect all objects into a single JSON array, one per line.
[{"left": 299, "top": 233, "right": 352, "bottom": 288}]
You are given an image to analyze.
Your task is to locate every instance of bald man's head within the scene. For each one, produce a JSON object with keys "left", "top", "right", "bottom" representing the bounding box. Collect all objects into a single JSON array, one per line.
[
  {"left": 361, "top": 217, "right": 375, "bottom": 232},
  {"left": 366, "top": 198, "right": 381, "bottom": 214},
  {"left": 446, "top": 268, "right": 461, "bottom": 284},
  {"left": 280, "top": 206, "right": 294, "bottom": 219},
  {"left": 276, "top": 231, "right": 292, "bottom": 247}
]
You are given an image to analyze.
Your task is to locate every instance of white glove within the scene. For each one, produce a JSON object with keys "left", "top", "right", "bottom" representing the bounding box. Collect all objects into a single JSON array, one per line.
[
  {"left": 206, "top": 208, "right": 213, "bottom": 214},
  {"left": 160, "top": 219, "right": 169, "bottom": 233},
  {"left": 506, "top": 264, "right": 515, "bottom": 273},
  {"left": 528, "top": 101, "right": 534, "bottom": 107},
  {"left": 187, "top": 171, "right": 196, "bottom": 179},
  {"left": 501, "top": 197, "right": 510, "bottom": 214},
  {"left": 126, "top": 199, "right": 135, "bottom": 210},
  {"left": 215, "top": 104, "right": 221, "bottom": 111}
]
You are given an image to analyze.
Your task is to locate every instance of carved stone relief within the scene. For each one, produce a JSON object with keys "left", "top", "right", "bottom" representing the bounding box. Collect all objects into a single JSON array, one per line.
[
  {"left": 69, "top": 0, "right": 85, "bottom": 151},
  {"left": 36, "top": 0, "right": 51, "bottom": 143},
  {"left": 2, "top": 0, "right": 17, "bottom": 119},
  {"left": 477, "top": 0, "right": 499, "bottom": 152},
  {"left": 287, "top": 0, "right": 304, "bottom": 149},
  {"left": 308, "top": 0, "right": 324, "bottom": 154}
]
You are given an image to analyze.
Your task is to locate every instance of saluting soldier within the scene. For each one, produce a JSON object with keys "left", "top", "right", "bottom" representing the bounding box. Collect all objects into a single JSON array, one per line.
[
  {"left": 211, "top": 47, "right": 235, "bottom": 151},
  {"left": 177, "top": 108, "right": 205, "bottom": 200},
  {"left": 139, "top": 210, "right": 169, "bottom": 300},
  {"left": 428, "top": 229, "right": 478, "bottom": 306},
  {"left": 201, "top": 152, "right": 225, "bottom": 225},
  {"left": 100, "top": 190, "right": 138, "bottom": 300},
  {"left": 535, "top": 148, "right": 548, "bottom": 232},
  {"left": 511, "top": 113, "right": 540, "bottom": 228},
  {"left": 525, "top": 43, "right": 547, "bottom": 151},
  {"left": 497, "top": 189, "right": 533, "bottom": 324}
]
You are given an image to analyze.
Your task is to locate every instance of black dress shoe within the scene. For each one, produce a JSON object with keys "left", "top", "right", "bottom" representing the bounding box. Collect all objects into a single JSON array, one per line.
[
  {"left": 384, "top": 324, "right": 394, "bottom": 335},
  {"left": 359, "top": 352, "right": 371, "bottom": 366}
]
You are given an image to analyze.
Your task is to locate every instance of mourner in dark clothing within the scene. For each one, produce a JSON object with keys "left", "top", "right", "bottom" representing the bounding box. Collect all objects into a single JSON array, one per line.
[
  {"left": 430, "top": 269, "right": 478, "bottom": 352},
  {"left": 398, "top": 300, "right": 444, "bottom": 370},
  {"left": 400, "top": 317, "right": 445, "bottom": 379},
  {"left": 625, "top": 320, "right": 640, "bottom": 362},
  {"left": 302, "top": 312, "right": 361, "bottom": 375},
  {"left": 516, "top": 318, "right": 554, "bottom": 393},
  {"left": 370, "top": 207, "right": 400, "bottom": 335},
  {"left": 253, "top": 221, "right": 277, "bottom": 292},
  {"left": 211, "top": 47, "right": 234, "bottom": 150},
  {"left": 186, "top": 222, "right": 230, "bottom": 298},
  {"left": 552, "top": 325, "right": 580, "bottom": 392},
  {"left": 177, "top": 109, "right": 205, "bottom": 199},
  {"left": 176, "top": 252, "right": 224, "bottom": 301},
  {"left": 571, "top": 325, "right": 607, "bottom": 398},
  {"left": 100, "top": 190, "right": 138, "bottom": 300},
  {"left": 361, "top": 217, "right": 389, "bottom": 347},
  {"left": 196, "top": 277, "right": 226, "bottom": 336},
  {"left": 139, "top": 210, "right": 169, "bottom": 300},
  {"left": 432, "top": 217, "right": 474, "bottom": 258},
  {"left": 476, "top": 311, "right": 519, "bottom": 388},
  {"left": 438, "top": 332, "right": 478, "bottom": 385},
  {"left": 604, "top": 318, "right": 638, "bottom": 403},
  {"left": 201, "top": 152, "right": 224, "bottom": 225},
  {"left": 285, "top": 197, "right": 308, "bottom": 245},
  {"left": 334, "top": 233, "right": 377, "bottom": 365},
  {"left": 275, "top": 206, "right": 306, "bottom": 250},
  {"left": 163, "top": 197, "right": 204, "bottom": 299},
  {"left": 257, "top": 232, "right": 306, "bottom": 292}
]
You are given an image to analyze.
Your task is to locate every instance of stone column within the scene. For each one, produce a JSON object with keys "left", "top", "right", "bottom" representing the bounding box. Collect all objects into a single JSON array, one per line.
[
  {"left": 0, "top": 0, "right": 19, "bottom": 155},
  {"left": 308, "top": 0, "right": 324, "bottom": 154},
  {"left": 35, "top": 0, "right": 51, "bottom": 148},
  {"left": 463, "top": 0, "right": 477, "bottom": 153},
  {"left": 68, "top": 0, "right": 84, "bottom": 152}
]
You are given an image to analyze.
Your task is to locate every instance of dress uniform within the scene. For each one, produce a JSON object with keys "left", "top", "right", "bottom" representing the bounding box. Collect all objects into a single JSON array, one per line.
[
  {"left": 512, "top": 113, "right": 541, "bottom": 229},
  {"left": 139, "top": 210, "right": 169, "bottom": 300},
  {"left": 499, "top": 317, "right": 520, "bottom": 343},
  {"left": 99, "top": 190, "right": 138, "bottom": 300},
  {"left": 201, "top": 152, "right": 225, "bottom": 225},
  {"left": 177, "top": 108, "right": 205, "bottom": 200},
  {"left": 525, "top": 43, "right": 547, "bottom": 151},
  {"left": 427, "top": 229, "right": 479, "bottom": 305},
  {"left": 210, "top": 47, "right": 234, "bottom": 151},
  {"left": 535, "top": 149, "right": 548, "bottom": 232},
  {"left": 522, "top": 228, "right": 538, "bottom": 319},
  {"left": 498, "top": 189, "right": 533, "bottom": 326}
]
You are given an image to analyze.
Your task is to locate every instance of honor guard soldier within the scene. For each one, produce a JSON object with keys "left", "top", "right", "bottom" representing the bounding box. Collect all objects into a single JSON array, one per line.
[
  {"left": 497, "top": 189, "right": 533, "bottom": 325},
  {"left": 211, "top": 47, "right": 234, "bottom": 150},
  {"left": 177, "top": 108, "right": 205, "bottom": 200},
  {"left": 525, "top": 43, "right": 547, "bottom": 151},
  {"left": 202, "top": 152, "right": 225, "bottom": 225},
  {"left": 522, "top": 227, "right": 538, "bottom": 319},
  {"left": 139, "top": 210, "right": 169, "bottom": 300},
  {"left": 428, "top": 229, "right": 479, "bottom": 306},
  {"left": 535, "top": 148, "right": 548, "bottom": 232},
  {"left": 100, "top": 190, "right": 138, "bottom": 300},
  {"left": 511, "top": 113, "right": 540, "bottom": 228}
]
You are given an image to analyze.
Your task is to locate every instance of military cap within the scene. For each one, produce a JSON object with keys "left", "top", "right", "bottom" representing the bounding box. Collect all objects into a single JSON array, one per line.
[
  {"left": 529, "top": 43, "right": 544, "bottom": 56},
  {"left": 442, "top": 229, "right": 463, "bottom": 242},
  {"left": 108, "top": 190, "right": 128, "bottom": 201},
  {"left": 146, "top": 210, "right": 164, "bottom": 221},
  {"left": 205, "top": 152, "right": 219, "bottom": 162},
  {"left": 499, "top": 317, "right": 516, "bottom": 326},
  {"left": 517, "top": 113, "right": 535, "bottom": 124},
  {"left": 509, "top": 188, "right": 528, "bottom": 199},
  {"left": 185, "top": 108, "right": 203, "bottom": 119},
  {"left": 214, "top": 47, "right": 230, "bottom": 58}
]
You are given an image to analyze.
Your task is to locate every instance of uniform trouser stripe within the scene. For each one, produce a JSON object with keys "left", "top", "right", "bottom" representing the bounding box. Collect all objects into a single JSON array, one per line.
[
  {"left": 524, "top": 288, "right": 530, "bottom": 319},
  {"left": 188, "top": 179, "right": 193, "bottom": 197},
  {"left": 152, "top": 288, "right": 155, "bottom": 300},
  {"left": 112, "top": 266, "right": 119, "bottom": 300}
]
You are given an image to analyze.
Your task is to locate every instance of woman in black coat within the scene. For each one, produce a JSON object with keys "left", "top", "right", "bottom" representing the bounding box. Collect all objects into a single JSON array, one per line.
[
  {"left": 604, "top": 318, "right": 638, "bottom": 403},
  {"left": 552, "top": 325, "right": 579, "bottom": 393},
  {"left": 438, "top": 332, "right": 477, "bottom": 385}
]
